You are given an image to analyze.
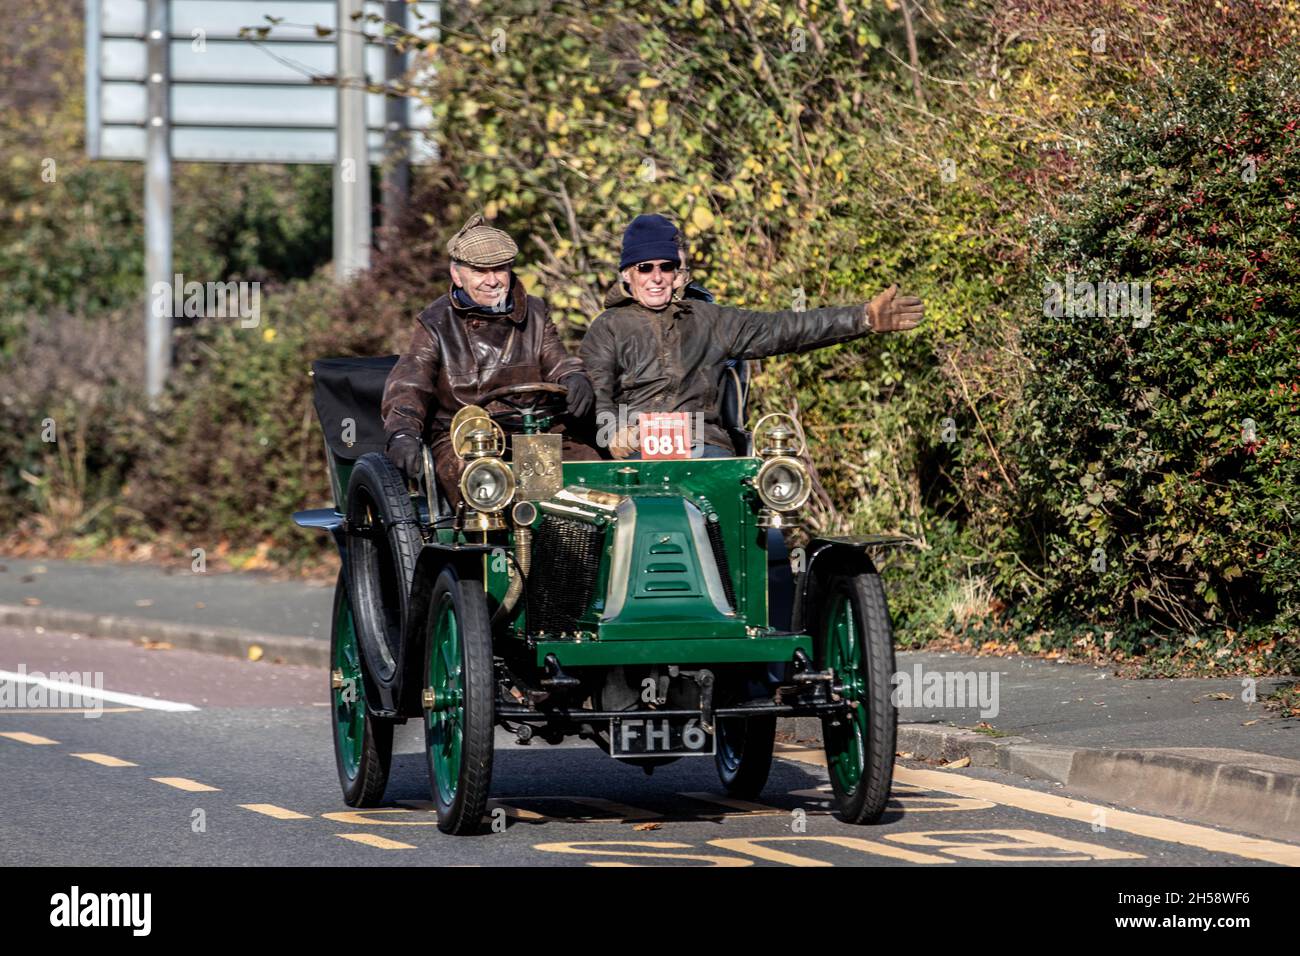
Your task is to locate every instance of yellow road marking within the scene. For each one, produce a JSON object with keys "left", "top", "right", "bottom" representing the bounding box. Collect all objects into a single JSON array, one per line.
[
  {"left": 776, "top": 747, "right": 1300, "bottom": 866},
  {"left": 0, "top": 731, "right": 57, "bottom": 745},
  {"left": 69, "top": 752, "right": 137, "bottom": 767},
  {"left": 775, "top": 742, "right": 825, "bottom": 766},
  {"left": 398, "top": 798, "right": 548, "bottom": 823},
  {"left": 322, "top": 809, "right": 441, "bottom": 826},
  {"left": 678, "top": 792, "right": 788, "bottom": 816},
  {"left": 534, "top": 841, "right": 751, "bottom": 867},
  {"left": 885, "top": 829, "right": 1142, "bottom": 862},
  {"left": 895, "top": 766, "right": 1300, "bottom": 866},
  {"left": 151, "top": 776, "right": 220, "bottom": 792},
  {"left": 709, "top": 835, "right": 951, "bottom": 866},
  {"left": 486, "top": 801, "right": 548, "bottom": 822},
  {"left": 506, "top": 796, "right": 663, "bottom": 822},
  {"left": 336, "top": 833, "right": 416, "bottom": 850},
  {"left": 240, "top": 804, "right": 310, "bottom": 820}
]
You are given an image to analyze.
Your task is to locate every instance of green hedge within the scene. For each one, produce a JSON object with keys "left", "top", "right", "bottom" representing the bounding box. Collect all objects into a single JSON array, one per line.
[{"left": 1011, "top": 59, "right": 1300, "bottom": 658}]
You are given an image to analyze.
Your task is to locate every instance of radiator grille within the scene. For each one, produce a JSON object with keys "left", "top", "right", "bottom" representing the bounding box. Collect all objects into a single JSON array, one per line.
[{"left": 526, "top": 515, "right": 605, "bottom": 634}]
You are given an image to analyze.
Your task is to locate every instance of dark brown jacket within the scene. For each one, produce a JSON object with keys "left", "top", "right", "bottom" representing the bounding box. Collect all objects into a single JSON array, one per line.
[
  {"left": 381, "top": 281, "right": 585, "bottom": 443},
  {"left": 578, "top": 286, "right": 870, "bottom": 452}
]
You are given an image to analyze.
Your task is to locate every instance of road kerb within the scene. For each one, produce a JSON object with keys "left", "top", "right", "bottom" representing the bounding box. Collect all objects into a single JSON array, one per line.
[{"left": 0, "top": 603, "right": 328, "bottom": 668}]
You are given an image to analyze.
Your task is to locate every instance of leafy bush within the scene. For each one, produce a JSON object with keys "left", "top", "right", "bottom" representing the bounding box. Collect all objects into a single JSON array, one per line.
[{"left": 1012, "top": 58, "right": 1300, "bottom": 652}]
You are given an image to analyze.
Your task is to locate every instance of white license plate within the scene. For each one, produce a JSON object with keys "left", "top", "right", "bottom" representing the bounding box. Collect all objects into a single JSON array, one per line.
[{"left": 609, "top": 714, "right": 716, "bottom": 758}]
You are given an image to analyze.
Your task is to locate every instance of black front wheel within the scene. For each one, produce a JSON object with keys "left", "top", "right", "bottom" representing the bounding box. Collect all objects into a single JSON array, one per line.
[
  {"left": 423, "top": 567, "right": 495, "bottom": 835},
  {"left": 818, "top": 572, "right": 897, "bottom": 824},
  {"left": 330, "top": 571, "right": 393, "bottom": 807}
]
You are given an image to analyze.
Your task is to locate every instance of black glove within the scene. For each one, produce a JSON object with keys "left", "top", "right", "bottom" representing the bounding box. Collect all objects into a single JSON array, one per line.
[
  {"left": 561, "top": 372, "right": 595, "bottom": 419},
  {"left": 385, "top": 433, "right": 423, "bottom": 482}
]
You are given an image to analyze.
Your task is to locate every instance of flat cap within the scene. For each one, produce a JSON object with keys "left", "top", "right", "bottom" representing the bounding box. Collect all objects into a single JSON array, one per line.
[{"left": 446, "top": 213, "right": 518, "bottom": 268}]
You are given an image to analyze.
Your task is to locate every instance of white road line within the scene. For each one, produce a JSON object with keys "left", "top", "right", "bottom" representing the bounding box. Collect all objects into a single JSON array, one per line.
[{"left": 0, "top": 669, "right": 198, "bottom": 712}]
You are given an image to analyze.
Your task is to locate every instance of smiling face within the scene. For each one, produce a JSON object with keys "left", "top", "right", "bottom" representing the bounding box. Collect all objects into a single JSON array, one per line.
[
  {"left": 450, "top": 261, "right": 512, "bottom": 308},
  {"left": 622, "top": 258, "right": 687, "bottom": 311}
]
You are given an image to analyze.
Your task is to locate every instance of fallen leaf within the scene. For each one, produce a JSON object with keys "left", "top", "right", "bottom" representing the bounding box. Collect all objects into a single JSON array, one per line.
[
  {"left": 1242, "top": 719, "right": 1260, "bottom": 726},
  {"left": 194, "top": 602, "right": 206, "bottom": 609},
  {"left": 1204, "top": 692, "right": 1233, "bottom": 701},
  {"left": 632, "top": 822, "right": 662, "bottom": 831},
  {"left": 942, "top": 756, "right": 972, "bottom": 769},
  {"left": 22, "top": 596, "right": 41, "bottom": 606},
  {"left": 248, "top": 645, "right": 264, "bottom": 662},
  {"left": 138, "top": 640, "right": 173, "bottom": 651},
  {"left": 896, "top": 751, "right": 914, "bottom": 759},
  {"left": 135, "top": 599, "right": 154, "bottom": 607}
]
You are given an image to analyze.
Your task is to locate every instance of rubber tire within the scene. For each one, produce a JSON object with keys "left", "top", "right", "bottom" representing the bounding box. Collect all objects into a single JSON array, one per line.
[
  {"left": 818, "top": 572, "right": 897, "bottom": 824},
  {"left": 424, "top": 567, "right": 495, "bottom": 836},
  {"left": 346, "top": 452, "right": 422, "bottom": 689},
  {"left": 715, "top": 714, "right": 777, "bottom": 799},
  {"left": 330, "top": 572, "right": 393, "bottom": 807}
]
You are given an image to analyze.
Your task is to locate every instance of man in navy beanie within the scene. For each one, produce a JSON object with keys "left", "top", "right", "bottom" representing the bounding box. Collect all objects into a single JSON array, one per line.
[{"left": 579, "top": 213, "right": 924, "bottom": 458}]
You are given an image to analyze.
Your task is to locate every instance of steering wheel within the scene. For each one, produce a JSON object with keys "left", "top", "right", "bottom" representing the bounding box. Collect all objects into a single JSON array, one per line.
[{"left": 477, "top": 382, "right": 568, "bottom": 419}]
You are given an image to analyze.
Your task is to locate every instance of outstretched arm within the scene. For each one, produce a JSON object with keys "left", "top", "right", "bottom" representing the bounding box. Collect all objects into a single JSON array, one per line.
[{"left": 720, "top": 285, "right": 924, "bottom": 360}]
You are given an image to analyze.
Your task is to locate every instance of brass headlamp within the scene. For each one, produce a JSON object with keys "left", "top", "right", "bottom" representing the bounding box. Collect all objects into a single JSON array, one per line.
[
  {"left": 752, "top": 414, "right": 811, "bottom": 528},
  {"left": 450, "top": 406, "right": 514, "bottom": 532}
]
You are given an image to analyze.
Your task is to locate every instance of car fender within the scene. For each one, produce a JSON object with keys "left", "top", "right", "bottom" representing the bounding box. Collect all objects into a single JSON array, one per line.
[{"left": 791, "top": 534, "right": 914, "bottom": 636}]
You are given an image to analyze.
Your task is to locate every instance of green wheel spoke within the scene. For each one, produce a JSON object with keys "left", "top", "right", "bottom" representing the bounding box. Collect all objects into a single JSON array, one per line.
[
  {"left": 824, "top": 589, "right": 869, "bottom": 797},
  {"left": 332, "top": 588, "right": 367, "bottom": 781},
  {"left": 429, "top": 592, "right": 467, "bottom": 807}
]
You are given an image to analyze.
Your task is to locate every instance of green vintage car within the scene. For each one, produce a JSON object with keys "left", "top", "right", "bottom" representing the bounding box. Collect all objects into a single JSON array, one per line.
[{"left": 295, "top": 355, "right": 906, "bottom": 834}]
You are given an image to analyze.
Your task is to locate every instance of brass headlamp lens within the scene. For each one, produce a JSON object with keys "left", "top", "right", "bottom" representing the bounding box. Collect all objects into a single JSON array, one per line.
[
  {"left": 460, "top": 457, "right": 515, "bottom": 513},
  {"left": 755, "top": 455, "right": 810, "bottom": 512}
]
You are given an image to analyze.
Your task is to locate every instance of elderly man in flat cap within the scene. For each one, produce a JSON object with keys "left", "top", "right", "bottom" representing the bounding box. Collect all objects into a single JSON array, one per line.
[
  {"left": 579, "top": 213, "right": 925, "bottom": 458},
  {"left": 381, "top": 213, "right": 599, "bottom": 506}
]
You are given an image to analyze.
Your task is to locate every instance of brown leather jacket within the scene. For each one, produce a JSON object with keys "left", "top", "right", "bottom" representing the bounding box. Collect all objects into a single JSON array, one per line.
[
  {"left": 578, "top": 285, "right": 870, "bottom": 452},
  {"left": 381, "top": 280, "right": 586, "bottom": 444}
]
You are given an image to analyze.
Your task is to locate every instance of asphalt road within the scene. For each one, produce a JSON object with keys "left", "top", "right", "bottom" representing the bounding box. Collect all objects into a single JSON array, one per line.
[{"left": 1, "top": 626, "right": 1296, "bottom": 867}]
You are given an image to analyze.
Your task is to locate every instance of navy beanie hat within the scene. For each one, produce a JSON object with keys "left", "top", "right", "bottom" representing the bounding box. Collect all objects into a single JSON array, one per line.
[{"left": 619, "top": 214, "right": 682, "bottom": 270}]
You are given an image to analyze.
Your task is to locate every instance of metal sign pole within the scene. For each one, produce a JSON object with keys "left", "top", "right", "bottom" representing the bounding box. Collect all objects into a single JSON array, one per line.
[
  {"left": 382, "top": 0, "right": 411, "bottom": 241},
  {"left": 144, "top": 0, "right": 172, "bottom": 401},
  {"left": 334, "top": 0, "right": 372, "bottom": 281}
]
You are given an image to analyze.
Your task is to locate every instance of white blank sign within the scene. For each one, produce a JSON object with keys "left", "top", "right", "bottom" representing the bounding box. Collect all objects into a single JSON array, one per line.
[{"left": 88, "top": 0, "right": 438, "bottom": 164}]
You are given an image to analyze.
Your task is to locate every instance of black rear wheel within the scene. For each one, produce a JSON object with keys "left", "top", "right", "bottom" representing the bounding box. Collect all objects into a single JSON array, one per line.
[
  {"left": 330, "top": 571, "right": 393, "bottom": 806},
  {"left": 818, "top": 572, "right": 896, "bottom": 823},
  {"left": 346, "top": 452, "right": 422, "bottom": 694},
  {"left": 715, "top": 714, "right": 776, "bottom": 799}
]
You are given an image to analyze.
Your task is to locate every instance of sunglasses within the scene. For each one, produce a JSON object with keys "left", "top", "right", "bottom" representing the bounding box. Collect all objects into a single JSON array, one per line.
[{"left": 634, "top": 261, "right": 680, "bottom": 275}]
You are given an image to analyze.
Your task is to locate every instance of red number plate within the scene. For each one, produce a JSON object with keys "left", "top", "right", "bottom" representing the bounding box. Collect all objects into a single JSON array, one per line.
[{"left": 639, "top": 412, "right": 692, "bottom": 460}]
